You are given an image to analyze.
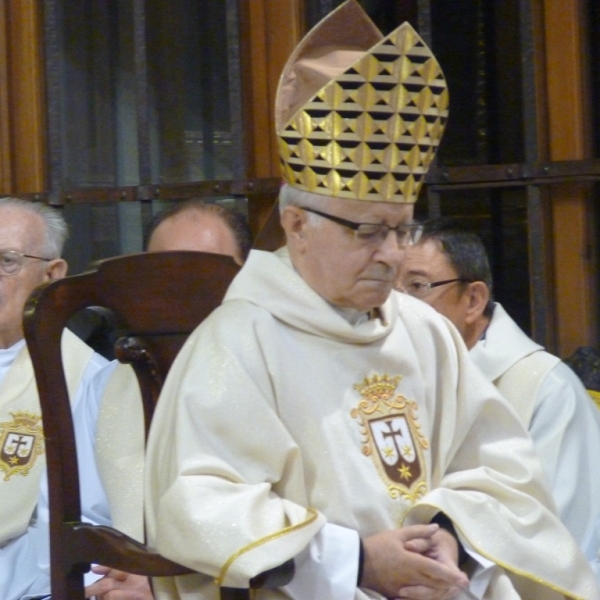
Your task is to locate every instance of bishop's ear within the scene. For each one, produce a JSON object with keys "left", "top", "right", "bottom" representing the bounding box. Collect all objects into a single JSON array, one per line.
[
  {"left": 280, "top": 206, "right": 310, "bottom": 252},
  {"left": 465, "top": 280, "right": 490, "bottom": 324}
]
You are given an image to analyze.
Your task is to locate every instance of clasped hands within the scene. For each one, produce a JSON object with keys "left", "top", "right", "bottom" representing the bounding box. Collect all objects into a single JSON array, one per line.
[{"left": 362, "top": 523, "right": 470, "bottom": 600}]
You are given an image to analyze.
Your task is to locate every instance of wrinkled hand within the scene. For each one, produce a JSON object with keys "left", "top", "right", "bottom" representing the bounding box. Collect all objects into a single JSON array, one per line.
[
  {"left": 84, "top": 565, "right": 153, "bottom": 600},
  {"left": 398, "top": 527, "right": 468, "bottom": 599},
  {"left": 361, "top": 524, "right": 468, "bottom": 600}
]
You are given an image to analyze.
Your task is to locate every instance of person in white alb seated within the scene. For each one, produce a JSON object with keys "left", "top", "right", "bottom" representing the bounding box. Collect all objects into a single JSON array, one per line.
[
  {"left": 397, "top": 217, "right": 600, "bottom": 582},
  {"left": 74, "top": 199, "right": 252, "bottom": 547},
  {"left": 137, "top": 2, "right": 600, "bottom": 599},
  {"left": 0, "top": 197, "right": 151, "bottom": 600}
]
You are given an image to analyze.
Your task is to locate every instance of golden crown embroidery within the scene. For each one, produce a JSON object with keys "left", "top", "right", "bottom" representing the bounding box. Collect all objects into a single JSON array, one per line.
[
  {"left": 351, "top": 374, "right": 428, "bottom": 503},
  {"left": 0, "top": 411, "right": 45, "bottom": 481}
]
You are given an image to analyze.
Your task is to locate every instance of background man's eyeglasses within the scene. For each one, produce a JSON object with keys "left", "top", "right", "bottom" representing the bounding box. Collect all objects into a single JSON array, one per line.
[
  {"left": 0, "top": 250, "right": 51, "bottom": 277},
  {"left": 399, "top": 277, "right": 475, "bottom": 299},
  {"left": 301, "top": 207, "right": 423, "bottom": 246}
]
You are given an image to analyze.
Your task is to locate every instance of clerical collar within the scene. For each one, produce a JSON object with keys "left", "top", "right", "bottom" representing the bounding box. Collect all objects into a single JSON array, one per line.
[
  {"left": 331, "top": 305, "right": 383, "bottom": 326},
  {"left": 0, "top": 338, "right": 25, "bottom": 365},
  {"left": 0, "top": 339, "right": 26, "bottom": 386}
]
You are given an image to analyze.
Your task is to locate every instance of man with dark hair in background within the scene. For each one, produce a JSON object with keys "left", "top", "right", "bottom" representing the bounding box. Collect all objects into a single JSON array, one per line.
[{"left": 398, "top": 217, "right": 600, "bottom": 580}]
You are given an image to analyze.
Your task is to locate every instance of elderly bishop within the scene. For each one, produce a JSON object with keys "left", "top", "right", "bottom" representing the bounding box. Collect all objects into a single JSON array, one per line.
[{"left": 145, "top": 2, "right": 599, "bottom": 599}]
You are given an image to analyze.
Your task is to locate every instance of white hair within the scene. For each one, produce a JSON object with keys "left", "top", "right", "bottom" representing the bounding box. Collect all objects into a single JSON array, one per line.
[
  {"left": 0, "top": 197, "right": 68, "bottom": 258},
  {"left": 278, "top": 184, "right": 331, "bottom": 226}
]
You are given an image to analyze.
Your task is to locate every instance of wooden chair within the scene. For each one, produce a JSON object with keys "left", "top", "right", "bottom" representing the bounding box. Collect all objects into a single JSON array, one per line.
[{"left": 22, "top": 251, "right": 293, "bottom": 600}]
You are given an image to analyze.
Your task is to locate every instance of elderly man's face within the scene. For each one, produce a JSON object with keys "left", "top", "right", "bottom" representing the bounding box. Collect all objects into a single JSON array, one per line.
[
  {"left": 283, "top": 195, "right": 414, "bottom": 311},
  {"left": 0, "top": 207, "right": 64, "bottom": 348}
]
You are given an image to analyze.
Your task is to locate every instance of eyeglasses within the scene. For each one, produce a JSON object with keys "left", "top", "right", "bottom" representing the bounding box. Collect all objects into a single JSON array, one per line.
[
  {"left": 0, "top": 250, "right": 51, "bottom": 277},
  {"left": 399, "top": 277, "right": 474, "bottom": 299},
  {"left": 301, "top": 207, "right": 423, "bottom": 246}
]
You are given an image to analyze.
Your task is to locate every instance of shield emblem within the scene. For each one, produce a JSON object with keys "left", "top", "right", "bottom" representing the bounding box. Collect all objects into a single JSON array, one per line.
[
  {"left": 0, "top": 412, "right": 44, "bottom": 480},
  {"left": 370, "top": 416, "right": 421, "bottom": 486},
  {"left": 352, "top": 373, "right": 429, "bottom": 503}
]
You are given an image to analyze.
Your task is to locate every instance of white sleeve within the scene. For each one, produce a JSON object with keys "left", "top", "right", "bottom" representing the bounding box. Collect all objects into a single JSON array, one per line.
[
  {"left": 283, "top": 522, "right": 359, "bottom": 600},
  {"left": 0, "top": 510, "right": 50, "bottom": 600},
  {"left": 528, "top": 362, "right": 600, "bottom": 547}
]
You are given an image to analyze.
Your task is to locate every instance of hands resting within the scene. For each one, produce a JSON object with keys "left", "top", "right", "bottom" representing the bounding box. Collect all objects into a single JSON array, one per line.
[
  {"left": 81, "top": 523, "right": 467, "bottom": 600},
  {"left": 84, "top": 566, "right": 154, "bottom": 600},
  {"left": 361, "top": 523, "right": 470, "bottom": 600}
]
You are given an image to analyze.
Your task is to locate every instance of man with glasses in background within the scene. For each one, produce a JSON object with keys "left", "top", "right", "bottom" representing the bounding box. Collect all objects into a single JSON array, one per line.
[
  {"left": 398, "top": 217, "right": 600, "bottom": 581},
  {"left": 143, "top": 3, "right": 599, "bottom": 599}
]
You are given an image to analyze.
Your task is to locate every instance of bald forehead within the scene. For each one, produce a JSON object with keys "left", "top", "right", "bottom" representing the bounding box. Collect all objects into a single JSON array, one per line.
[{"left": 147, "top": 208, "right": 239, "bottom": 258}]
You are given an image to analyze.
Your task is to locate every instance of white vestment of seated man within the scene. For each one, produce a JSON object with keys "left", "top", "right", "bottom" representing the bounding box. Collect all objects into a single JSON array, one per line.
[
  {"left": 143, "top": 1, "right": 600, "bottom": 598},
  {"left": 0, "top": 330, "right": 109, "bottom": 600},
  {"left": 145, "top": 247, "right": 599, "bottom": 600}
]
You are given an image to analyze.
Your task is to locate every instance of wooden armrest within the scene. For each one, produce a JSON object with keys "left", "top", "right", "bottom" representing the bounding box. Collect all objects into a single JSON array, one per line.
[
  {"left": 63, "top": 523, "right": 192, "bottom": 576},
  {"left": 64, "top": 523, "right": 294, "bottom": 592}
]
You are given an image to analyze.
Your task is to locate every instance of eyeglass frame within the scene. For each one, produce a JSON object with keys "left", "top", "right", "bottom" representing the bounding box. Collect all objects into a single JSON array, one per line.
[
  {"left": 300, "top": 206, "right": 424, "bottom": 246},
  {"left": 399, "top": 277, "right": 475, "bottom": 298},
  {"left": 0, "top": 249, "right": 52, "bottom": 277}
]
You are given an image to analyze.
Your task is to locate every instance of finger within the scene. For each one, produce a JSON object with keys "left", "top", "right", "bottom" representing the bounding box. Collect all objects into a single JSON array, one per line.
[
  {"left": 93, "top": 567, "right": 129, "bottom": 582},
  {"left": 91, "top": 564, "right": 111, "bottom": 575},
  {"left": 411, "top": 554, "right": 469, "bottom": 587},
  {"left": 400, "top": 523, "right": 440, "bottom": 542},
  {"left": 85, "top": 578, "right": 115, "bottom": 597},
  {"left": 397, "top": 584, "right": 464, "bottom": 599},
  {"left": 404, "top": 538, "right": 436, "bottom": 554},
  {"left": 85, "top": 574, "right": 129, "bottom": 595}
]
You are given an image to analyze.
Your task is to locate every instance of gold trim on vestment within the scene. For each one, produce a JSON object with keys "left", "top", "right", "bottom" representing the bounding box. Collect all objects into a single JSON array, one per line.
[
  {"left": 420, "top": 502, "right": 588, "bottom": 600},
  {"left": 215, "top": 507, "right": 320, "bottom": 587},
  {"left": 0, "top": 411, "right": 44, "bottom": 481},
  {"left": 587, "top": 389, "right": 600, "bottom": 411},
  {"left": 352, "top": 373, "right": 429, "bottom": 506}
]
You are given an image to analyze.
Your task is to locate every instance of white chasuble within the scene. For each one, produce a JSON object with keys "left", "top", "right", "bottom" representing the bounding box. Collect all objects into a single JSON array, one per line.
[
  {"left": 471, "top": 302, "right": 600, "bottom": 566},
  {"left": 0, "top": 329, "right": 93, "bottom": 547},
  {"left": 146, "top": 249, "right": 599, "bottom": 600},
  {"left": 95, "top": 362, "right": 145, "bottom": 542},
  {"left": 470, "top": 303, "right": 559, "bottom": 427}
]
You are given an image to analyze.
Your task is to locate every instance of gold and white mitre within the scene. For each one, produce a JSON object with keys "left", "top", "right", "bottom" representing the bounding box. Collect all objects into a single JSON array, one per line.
[{"left": 275, "top": 0, "right": 448, "bottom": 203}]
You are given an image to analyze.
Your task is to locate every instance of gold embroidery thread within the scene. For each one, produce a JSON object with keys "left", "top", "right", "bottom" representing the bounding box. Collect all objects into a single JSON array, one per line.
[
  {"left": 352, "top": 374, "right": 429, "bottom": 503},
  {"left": 0, "top": 411, "right": 45, "bottom": 481},
  {"left": 216, "top": 507, "right": 319, "bottom": 587}
]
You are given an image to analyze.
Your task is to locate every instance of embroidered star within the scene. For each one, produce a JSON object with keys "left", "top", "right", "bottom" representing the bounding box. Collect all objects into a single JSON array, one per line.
[
  {"left": 9, "top": 456, "right": 18, "bottom": 465},
  {"left": 398, "top": 464, "right": 411, "bottom": 481},
  {"left": 6, "top": 444, "right": 16, "bottom": 454},
  {"left": 383, "top": 446, "right": 396, "bottom": 459},
  {"left": 401, "top": 445, "right": 413, "bottom": 458}
]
